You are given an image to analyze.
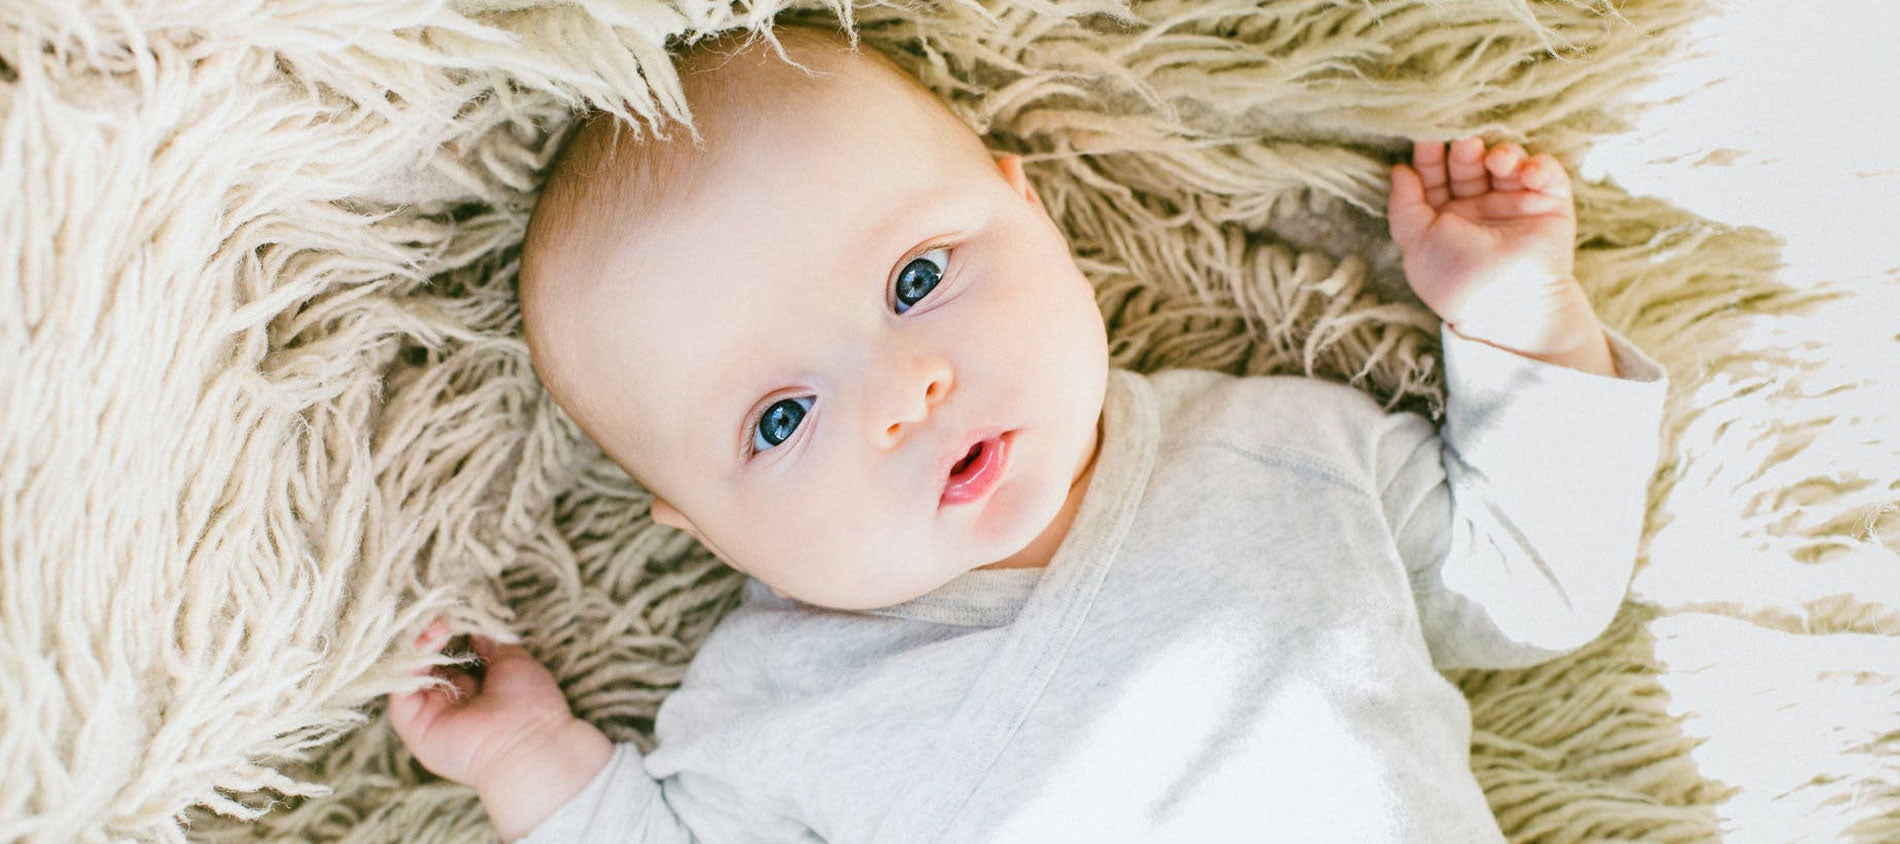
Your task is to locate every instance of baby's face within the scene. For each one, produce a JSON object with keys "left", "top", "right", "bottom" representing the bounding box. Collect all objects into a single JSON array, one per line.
[{"left": 553, "top": 70, "right": 1108, "bottom": 610}]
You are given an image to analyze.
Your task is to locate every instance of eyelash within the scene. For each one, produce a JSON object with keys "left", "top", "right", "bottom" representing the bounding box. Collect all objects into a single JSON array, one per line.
[{"left": 744, "top": 242, "right": 957, "bottom": 457}]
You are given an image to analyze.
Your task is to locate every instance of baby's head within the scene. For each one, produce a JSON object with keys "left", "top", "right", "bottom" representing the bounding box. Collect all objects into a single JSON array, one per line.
[{"left": 520, "top": 25, "right": 1108, "bottom": 610}]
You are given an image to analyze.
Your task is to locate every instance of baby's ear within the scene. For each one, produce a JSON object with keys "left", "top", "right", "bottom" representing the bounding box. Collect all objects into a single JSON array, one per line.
[
  {"left": 995, "top": 154, "right": 1048, "bottom": 216},
  {"left": 649, "top": 498, "right": 693, "bottom": 532},
  {"left": 650, "top": 499, "right": 721, "bottom": 556},
  {"left": 650, "top": 500, "right": 746, "bottom": 574}
]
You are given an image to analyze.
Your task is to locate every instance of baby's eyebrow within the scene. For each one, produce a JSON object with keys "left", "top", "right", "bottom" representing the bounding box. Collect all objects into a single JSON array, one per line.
[
  {"left": 865, "top": 198, "right": 927, "bottom": 260},
  {"left": 857, "top": 174, "right": 974, "bottom": 264},
  {"left": 666, "top": 342, "right": 755, "bottom": 469},
  {"left": 700, "top": 384, "right": 752, "bottom": 466}
]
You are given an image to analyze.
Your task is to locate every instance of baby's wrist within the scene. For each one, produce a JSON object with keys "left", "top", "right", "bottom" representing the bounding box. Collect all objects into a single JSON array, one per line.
[
  {"left": 474, "top": 716, "right": 614, "bottom": 843},
  {"left": 1444, "top": 277, "right": 1616, "bottom": 376},
  {"left": 1451, "top": 321, "right": 1615, "bottom": 377}
]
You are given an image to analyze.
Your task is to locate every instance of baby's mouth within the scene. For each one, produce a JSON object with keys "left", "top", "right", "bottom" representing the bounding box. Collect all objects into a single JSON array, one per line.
[
  {"left": 950, "top": 444, "right": 982, "bottom": 476},
  {"left": 942, "top": 434, "right": 1010, "bottom": 506}
]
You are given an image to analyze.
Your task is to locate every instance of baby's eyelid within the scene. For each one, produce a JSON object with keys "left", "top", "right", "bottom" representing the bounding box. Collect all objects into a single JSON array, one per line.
[{"left": 913, "top": 245, "right": 950, "bottom": 276}]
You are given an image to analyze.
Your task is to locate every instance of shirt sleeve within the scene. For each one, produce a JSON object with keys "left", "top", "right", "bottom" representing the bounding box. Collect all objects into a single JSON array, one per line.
[
  {"left": 516, "top": 742, "right": 694, "bottom": 844},
  {"left": 1377, "top": 326, "right": 1669, "bottom": 669}
]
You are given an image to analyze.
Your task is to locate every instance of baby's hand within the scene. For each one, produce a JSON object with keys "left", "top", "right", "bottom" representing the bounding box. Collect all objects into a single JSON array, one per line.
[
  {"left": 1388, "top": 137, "right": 1610, "bottom": 373},
  {"left": 387, "top": 620, "right": 576, "bottom": 785},
  {"left": 387, "top": 621, "right": 612, "bottom": 841}
]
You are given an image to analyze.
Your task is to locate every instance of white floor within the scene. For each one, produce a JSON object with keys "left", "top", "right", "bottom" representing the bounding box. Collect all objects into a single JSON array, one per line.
[
  {"left": 1579, "top": 0, "right": 1900, "bottom": 289},
  {"left": 1581, "top": 5, "right": 1900, "bottom": 838}
]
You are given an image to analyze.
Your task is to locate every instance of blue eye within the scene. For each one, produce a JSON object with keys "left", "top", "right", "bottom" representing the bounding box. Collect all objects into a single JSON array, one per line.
[
  {"left": 752, "top": 396, "right": 813, "bottom": 452},
  {"left": 893, "top": 248, "right": 949, "bottom": 314}
]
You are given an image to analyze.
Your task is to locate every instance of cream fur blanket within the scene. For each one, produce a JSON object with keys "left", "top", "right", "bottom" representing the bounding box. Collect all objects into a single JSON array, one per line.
[{"left": 3, "top": 0, "right": 1895, "bottom": 841}]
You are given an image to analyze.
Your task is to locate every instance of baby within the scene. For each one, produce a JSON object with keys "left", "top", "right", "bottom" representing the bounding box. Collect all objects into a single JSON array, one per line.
[{"left": 387, "top": 24, "right": 1666, "bottom": 843}]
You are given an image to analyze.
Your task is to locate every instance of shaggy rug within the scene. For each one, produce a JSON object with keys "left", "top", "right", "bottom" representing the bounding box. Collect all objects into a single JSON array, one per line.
[{"left": 3, "top": 0, "right": 1895, "bottom": 841}]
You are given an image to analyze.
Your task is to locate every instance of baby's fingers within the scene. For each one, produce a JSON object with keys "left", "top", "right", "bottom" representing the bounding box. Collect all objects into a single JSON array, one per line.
[
  {"left": 1521, "top": 153, "right": 1572, "bottom": 199},
  {"left": 1387, "top": 163, "right": 1435, "bottom": 250},
  {"left": 387, "top": 676, "right": 457, "bottom": 748},
  {"left": 1486, "top": 143, "right": 1527, "bottom": 192},
  {"left": 1411, "top": 140, "right": 1450, "bottom": 208},
  {"left": 1446, "top": 136, "right": 1489, "bottom": 199},
  {"left": 386, "top": 686, "right": 428, "bottom": 736},
  {"left": 414, "top": 619, "right": 449, "bottom": 657},
  {"left": 386, "top": 621, "right": 468, "bottom": 741},
  {"left": 466, "top": 635, "right": 562, "bottom": 701}
]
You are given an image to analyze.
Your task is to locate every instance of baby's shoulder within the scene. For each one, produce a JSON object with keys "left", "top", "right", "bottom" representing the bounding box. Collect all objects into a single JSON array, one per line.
[
  {"left": 661, "top": 588, "right": 902, "bottom": 721},
  {"left": 1146, "top": 367, "right": 1393, "bottom": 432},
  {"left": 653, "top": 595, "right": 826, "bottom": 743},
  {"left": 1138, "top": 367, "right": 1429, "bottom": 479}
]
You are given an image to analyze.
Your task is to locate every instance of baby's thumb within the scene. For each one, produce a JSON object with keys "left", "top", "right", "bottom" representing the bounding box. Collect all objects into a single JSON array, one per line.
[{"left": 1386, "top": 164, "right": 1433, "bottom": 249}]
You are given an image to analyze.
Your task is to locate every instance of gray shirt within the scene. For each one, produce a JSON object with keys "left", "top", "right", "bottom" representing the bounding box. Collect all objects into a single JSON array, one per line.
[{"left": 523, "top": 328, "right": 1668, "bottom": 843}]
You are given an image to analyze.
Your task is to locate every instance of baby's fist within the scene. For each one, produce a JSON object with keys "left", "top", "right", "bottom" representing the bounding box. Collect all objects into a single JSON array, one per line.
[
  {"left": 387, "top": 622, "right": 615, "bottom": 841},
  {"left": 1388, "top": 137, "right": 1604, "bottom": 367},
  {"left": 386, "top": 621, "right": 582, "bottom": 788}
]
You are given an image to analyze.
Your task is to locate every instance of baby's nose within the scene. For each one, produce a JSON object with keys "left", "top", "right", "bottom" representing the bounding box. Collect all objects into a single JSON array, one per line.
[{"left": 870, "top": 356, "right": 953, "bottom": 449}]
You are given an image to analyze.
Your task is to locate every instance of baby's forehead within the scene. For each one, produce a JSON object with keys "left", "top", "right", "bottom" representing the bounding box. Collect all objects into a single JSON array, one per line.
[{"left": 576, "top": 38, "right": 962, "bottom": 236}]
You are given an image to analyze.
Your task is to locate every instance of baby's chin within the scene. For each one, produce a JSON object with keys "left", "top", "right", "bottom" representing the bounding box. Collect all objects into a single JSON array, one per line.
[
  {"left": 783, "top": 576, "right": 954, "bottom": 613},
  {"left": 965, "top": 474, "right": 1076, "bottom": 571}
]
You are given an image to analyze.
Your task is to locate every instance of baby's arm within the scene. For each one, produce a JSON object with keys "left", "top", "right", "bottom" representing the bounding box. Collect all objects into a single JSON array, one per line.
[
  {"left": 385, "top": 621, "right": 620, "bottom": 841},
  {"left": 1378, "top": 137, "right": 1666, "bottom": 664}
]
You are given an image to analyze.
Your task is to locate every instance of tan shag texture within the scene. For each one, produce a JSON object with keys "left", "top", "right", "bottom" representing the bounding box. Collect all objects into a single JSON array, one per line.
[{"left": 3, "top": 0, "right": 1895, "bottom": 841}]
